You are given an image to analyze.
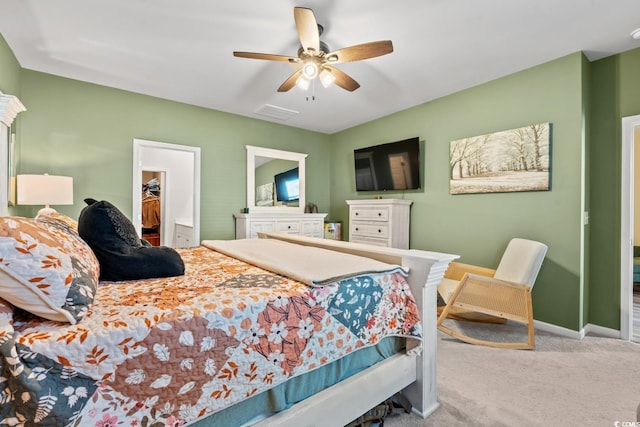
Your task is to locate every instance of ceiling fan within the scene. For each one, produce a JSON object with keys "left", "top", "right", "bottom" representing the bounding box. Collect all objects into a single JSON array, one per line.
[{"left": 233, "top": 7, "right": 393, "bottom": 92}]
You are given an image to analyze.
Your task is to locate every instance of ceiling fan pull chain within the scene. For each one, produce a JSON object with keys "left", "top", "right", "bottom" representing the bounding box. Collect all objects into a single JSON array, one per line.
[{"left": 306, "top": 79, "right": 317, "bottom": 101}]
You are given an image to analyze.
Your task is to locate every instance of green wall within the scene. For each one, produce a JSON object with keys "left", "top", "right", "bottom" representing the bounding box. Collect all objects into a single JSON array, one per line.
[
  {"left": 588, "top": 47, "right": 640, "bottom": 329},
  {"left": 13, "top": 70, "right": 331, "bottom": 240},
  {"left": 329, "top": 53, "right": 587, "bottom": 330}
]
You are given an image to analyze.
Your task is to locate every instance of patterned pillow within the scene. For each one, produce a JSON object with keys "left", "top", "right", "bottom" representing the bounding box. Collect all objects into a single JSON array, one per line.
[
  {"left": 36, "top": 211, "right": 79, "bottom": 233},
  {"left": 0, "top": 216, "right": 99, "bottom": 323}
]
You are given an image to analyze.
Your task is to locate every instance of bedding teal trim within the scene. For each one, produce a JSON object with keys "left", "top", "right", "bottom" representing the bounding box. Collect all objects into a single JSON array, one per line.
[{"left": 189, "top": 337, "right": 404, "bottom": 426}]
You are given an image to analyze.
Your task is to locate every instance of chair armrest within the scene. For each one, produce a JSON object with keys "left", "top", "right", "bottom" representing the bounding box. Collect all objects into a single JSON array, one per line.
[{"left": 444, "top": 262, "right": 496, "bottom": 281}]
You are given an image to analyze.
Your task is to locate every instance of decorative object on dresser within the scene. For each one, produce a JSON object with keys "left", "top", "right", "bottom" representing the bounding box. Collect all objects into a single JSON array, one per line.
[
  {"left": 234, "top": 211, "right": 327, "bottom": 239},
  {"left": 347, "top": 199, "right": 412, "bottom": 249},
  {"left": 324, "top": 220, "right": 343, "bottom": 240}
]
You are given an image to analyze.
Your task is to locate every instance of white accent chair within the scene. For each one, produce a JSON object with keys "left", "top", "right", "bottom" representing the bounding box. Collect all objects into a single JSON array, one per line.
[{"left": 437, "top": 238, "right": 548, "bottom": 350}]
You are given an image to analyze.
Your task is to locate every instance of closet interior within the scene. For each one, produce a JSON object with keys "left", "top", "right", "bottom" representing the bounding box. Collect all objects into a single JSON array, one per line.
[{"left": 141, "top": 171, "right": 162, "bottom": 246}]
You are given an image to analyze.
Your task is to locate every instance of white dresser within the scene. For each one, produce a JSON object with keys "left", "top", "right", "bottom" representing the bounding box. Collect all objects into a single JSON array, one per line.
[
  {"left": 347, "top": 199, "right": 412, "bottom": 248},
  {"left": 174, "top": 219, "right": 194, "bottom": 248},
  {"left": 234, "top": 212, "right": 327, "bottom": 239}
]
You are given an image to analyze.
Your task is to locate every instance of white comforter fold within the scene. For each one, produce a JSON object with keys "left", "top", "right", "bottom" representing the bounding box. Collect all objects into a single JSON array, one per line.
[{"left": 202, "top": 238, "right": 407, "bottom": 286}]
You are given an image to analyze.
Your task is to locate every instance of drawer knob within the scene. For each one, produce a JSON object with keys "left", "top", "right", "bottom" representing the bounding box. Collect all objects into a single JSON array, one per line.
[
  {"left": 378, "top": 229, "right": 382, "bottom": 233},
  {"left": 378, "top": 212, "right": 382, "bottom": 216},
  {"left": 355, "top": 227, "right": 359, "bottom": 231},
  {"left": 355, "top": 212, "right": 359, "bottom": 216}
]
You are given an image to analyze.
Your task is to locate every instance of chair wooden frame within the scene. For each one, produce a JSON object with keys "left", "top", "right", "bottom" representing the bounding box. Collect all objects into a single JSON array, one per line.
[
  {"left": 436, "top": 262, "right": 506, "bottom": 324},
  {"left": 437, "top": 263, "right": 535, "bottom": 349},
  {"left": 437, "top": 236, "right": 548, "bottom": 351}
]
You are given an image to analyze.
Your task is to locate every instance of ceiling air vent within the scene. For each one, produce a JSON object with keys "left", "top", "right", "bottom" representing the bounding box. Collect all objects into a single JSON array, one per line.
[{"left": 254, "top": 104, "right": 299, "bottom": 121}]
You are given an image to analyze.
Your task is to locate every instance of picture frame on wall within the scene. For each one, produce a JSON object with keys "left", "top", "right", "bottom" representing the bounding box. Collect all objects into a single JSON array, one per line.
[{"left": 449, "top": 122, "right": 551, "bottom": 195}]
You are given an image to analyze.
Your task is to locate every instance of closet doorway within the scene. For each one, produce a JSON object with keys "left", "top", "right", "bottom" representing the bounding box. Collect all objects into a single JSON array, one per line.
[
  {"left": 132, "top": 139, "right": 201, "bottom": 248},
  {"left": 141, "top": 170, "right": 166, "bottom": 246},
  {"left": 621, "top": 114, "right": 640, "bottom": 342}
]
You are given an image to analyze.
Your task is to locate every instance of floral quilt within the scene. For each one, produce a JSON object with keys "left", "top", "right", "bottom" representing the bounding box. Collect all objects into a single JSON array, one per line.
[{"left": 0, "top": 246, "right": 422, "bottom": 426}]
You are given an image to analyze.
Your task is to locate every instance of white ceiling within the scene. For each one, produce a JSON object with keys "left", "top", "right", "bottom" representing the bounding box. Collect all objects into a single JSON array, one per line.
[{"left": 1, "top": 1, "right": 640, "bottom": 134}]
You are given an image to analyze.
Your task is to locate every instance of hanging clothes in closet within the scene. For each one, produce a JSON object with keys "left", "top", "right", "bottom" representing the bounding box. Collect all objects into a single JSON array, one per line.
[
  {"left": 142, "top": 193, "right": 160, "bottom": 229},
  {"left": 142, "top": 178, "right": 161, "bottom": 245}
]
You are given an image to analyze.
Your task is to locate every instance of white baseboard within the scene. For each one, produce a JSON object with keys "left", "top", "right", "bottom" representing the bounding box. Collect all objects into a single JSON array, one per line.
[
  {"left": 533, "top": 320, "right": 583, "bottom": 339},
  {"left": 533, "top": 320, "right": 621, "bottom": 340},
  {"left": 582, "top": 323, "right": 621, "bottom": 339}
]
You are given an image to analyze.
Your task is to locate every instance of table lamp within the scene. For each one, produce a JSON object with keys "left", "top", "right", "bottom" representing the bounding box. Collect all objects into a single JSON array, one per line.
[{"left": 17, "top": 174, "right": 74, "bottom": 216}]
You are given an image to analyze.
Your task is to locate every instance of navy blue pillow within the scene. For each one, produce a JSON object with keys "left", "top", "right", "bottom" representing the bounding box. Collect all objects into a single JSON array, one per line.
[{"left": 78, "top": 198, "right": 184, "bottom": 281}]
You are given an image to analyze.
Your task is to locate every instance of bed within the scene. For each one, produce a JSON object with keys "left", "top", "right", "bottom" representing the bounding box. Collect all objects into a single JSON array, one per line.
[{"left": 0, "top": 212, "right": 458, "bottom": 426}]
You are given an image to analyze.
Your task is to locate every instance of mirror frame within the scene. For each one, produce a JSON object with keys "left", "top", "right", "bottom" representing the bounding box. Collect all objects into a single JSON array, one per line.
[
  {"left": 246, "top": 145, "right": 306, "bottom": 213},
  {"left": 133, "top": 138, "right": 201, "bottom": 247}
]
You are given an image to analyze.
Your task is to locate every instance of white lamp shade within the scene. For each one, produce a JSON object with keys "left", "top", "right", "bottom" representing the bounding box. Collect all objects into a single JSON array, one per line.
[{"left": 17, "top": 174, "right": 74, "bottom": 206}]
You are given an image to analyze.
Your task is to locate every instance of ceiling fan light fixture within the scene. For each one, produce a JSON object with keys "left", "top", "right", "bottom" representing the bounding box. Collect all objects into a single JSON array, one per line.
[
  {"left": 319, "top": 68, "right": 336, "bottom": 88},
  {"left": 296, "top": 75, "right": 311, "bottom": 91},
  {"left": 302, "top": 61, "right": 319, "bottom": 79},
  {"left": 234, "top": 7, "right": 393, "bottom": 93}
]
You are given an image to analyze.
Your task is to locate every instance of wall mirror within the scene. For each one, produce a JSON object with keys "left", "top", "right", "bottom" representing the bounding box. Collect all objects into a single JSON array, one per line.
[{"left": 246, "top": 145, "right": 306, "bottom": 213}]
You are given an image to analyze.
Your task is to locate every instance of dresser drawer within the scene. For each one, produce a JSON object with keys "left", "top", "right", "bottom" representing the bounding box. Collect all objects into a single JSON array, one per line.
[
  {"left": 249, "top": 221, "right": 276, "bottom": 238},
  {"left": 350, "top": 236, "right": 389, "bottom": 247},
  {"left": 301, "top": 220, "right": 322, "bottom": 237},
  {"left": 351, "top": 222, "right": 389, "bottom": 238},
  {"left": 350, "top": 207, "right": 389, "bottom": 221},
  {"left": 277, "top": 221, "right": 300, "bottom": 233}
]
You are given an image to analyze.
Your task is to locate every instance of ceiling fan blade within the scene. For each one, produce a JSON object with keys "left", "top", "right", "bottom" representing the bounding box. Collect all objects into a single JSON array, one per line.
[
  {"left": 328, "top": 66, "right": 360, "bottom": 92},
  {"left": 294, "top": 7, "right": 320, "bottom": 54},
  {"left": 326, "top": 40, "right": 393, "bottom": 64},
  {"left": 278, "top": 69, "right": 303, "bottom": 92},
  {"left": 233, "top": 51, "right": 299, "bottom": 63}
]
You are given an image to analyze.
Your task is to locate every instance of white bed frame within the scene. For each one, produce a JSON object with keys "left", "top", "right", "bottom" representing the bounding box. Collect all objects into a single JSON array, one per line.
[{"left": 252, "top": 232, "right": 459, "bottom": 426}]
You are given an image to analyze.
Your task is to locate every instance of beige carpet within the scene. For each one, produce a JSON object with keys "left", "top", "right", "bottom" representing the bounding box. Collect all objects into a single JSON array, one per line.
[{"left": 382, "top": 318, "right": 640, "bottom": 427}]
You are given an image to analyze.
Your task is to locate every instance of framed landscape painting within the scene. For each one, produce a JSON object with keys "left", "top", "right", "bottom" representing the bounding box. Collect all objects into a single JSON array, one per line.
[{"left": 449, "top": 122, "right": 551, "bottom": 195}]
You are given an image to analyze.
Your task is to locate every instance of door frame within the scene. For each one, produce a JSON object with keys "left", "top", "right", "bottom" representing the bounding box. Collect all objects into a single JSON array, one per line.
[
  {"left": 132, "top": 139, "right": 201, "bottom": 247},
  {"left": 621, "top": 114, "right": 640, "bottom": 340}
]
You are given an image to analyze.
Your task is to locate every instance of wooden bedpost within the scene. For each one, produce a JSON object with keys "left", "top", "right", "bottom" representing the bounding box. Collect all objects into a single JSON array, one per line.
[{"left": 400, "top": 253, "right": 455, "bottom": 417}]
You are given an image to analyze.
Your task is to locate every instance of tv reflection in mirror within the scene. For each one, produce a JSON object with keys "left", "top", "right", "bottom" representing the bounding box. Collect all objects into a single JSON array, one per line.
[
  {"left": 274, "top": 167, "right": 299, "bottom": 205},
  {"left": 354, "top": 137, "right": 420, "bottom": 191}
]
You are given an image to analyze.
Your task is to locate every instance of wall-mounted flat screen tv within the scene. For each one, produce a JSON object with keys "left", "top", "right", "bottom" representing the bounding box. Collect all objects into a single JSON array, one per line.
[
  {"left": 274, "top": 167, "right": 300, "bottom": 202},
  {"left": 354, "top": 137, "right": 420, "bottom": 191}
]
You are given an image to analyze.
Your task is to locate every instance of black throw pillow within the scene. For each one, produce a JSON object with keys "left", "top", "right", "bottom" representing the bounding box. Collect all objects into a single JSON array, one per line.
[{"left": 78, "top": 198, "right": 185, "bottom": 281}]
